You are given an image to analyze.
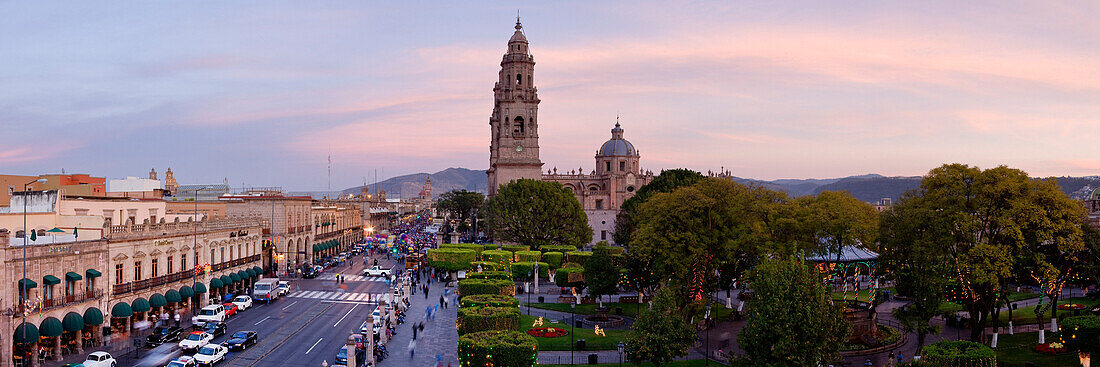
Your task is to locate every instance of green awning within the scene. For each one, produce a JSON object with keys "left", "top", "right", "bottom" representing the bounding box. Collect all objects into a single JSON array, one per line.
[
  {"left": 253, "top": 266, "right": 262, "bottom": 274},
  {"left": 313, "top": 244, "right": 320, "bottom": 252},
  {"left": 19, "top": 278, "right": 37, "bottom": 289},
  {"left": 179, "top": 285, "right": 194, "bottom": 298},
  {"left": 149, "top": 294, "right": 167, "bottom": 308},
  {"left": 40, "top": 317, "right": 62, "bottom": 337},
  {"left": 13, "top": 322, "right": 38, "bottom": 344},
  {"left": 42, "top": 275, "right": 61, "bottom": 285},
  {"left": 193, "top": 282, "right": 207, "bottom": 294},
  {"left": 220, "top": 275, "right": 231, "bottom": 285},
  {"left": 62, "top": 312, "right": 84, "bottom": 332},
  {"left": 165, "top": 289, "right": 181, "bottom": 303},
  {"left": 229, "top": 273, "right": 241, "bottom": 283},
  {"left": 237, "top": 271, "right": 248, "bottom": 281},
  {"left": 86, "top": 269, "right": 102, "bottom": 278},
  {"left": 83, "top": 307, "right": 104, "bottom": 326},
  {"left": 210, "top": 278, "right": 223, "bottom": 289},
  {"left": 111, "top": 302, "right": 133, "bottom": 318},
  {"left": 131, "top": 297, "right": 151, "bottom": 313},
  {"left": 246, "top": 268, "right": 257, "bottom": 278},
  {"left": 65, "top": 271, "right": 83, "bottom": 282}
]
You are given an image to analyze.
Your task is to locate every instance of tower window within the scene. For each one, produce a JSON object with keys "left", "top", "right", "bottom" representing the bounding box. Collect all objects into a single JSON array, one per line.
[
  {"left": 605, "top": 161, "right": 611, "bottom": 172},
  {"left": 619, "top": 161, "right": 625, "bottom": 171},
  {"left": 513, "top": 116, "right": 525, "bottom": 134},
  {"left": 596, "top": 200, "right": 604, "bottom": 210},
  {"left": 517, "top": 74, "right": 522, "bottom": 85}
]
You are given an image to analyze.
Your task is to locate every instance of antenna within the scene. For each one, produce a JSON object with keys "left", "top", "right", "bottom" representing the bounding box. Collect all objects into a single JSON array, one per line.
[{"left": 327, "top": 153, "right": 332, "bottom": 192}]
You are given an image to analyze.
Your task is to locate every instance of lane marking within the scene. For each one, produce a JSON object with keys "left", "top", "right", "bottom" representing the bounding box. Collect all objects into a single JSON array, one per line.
[
  {"left": 334, "top": 304, "right": 358, "bottom": 327},
  {"left": 305, "top": 337, "right": 323, "bottom": 354},
  {"left": 254, "top": 316, "right": 270, "bottom": 325},
  {"left": 321, "top": 300, "right": 378, "bottom": 305},
  {"left": 281, "top": 301, "right": 298, "bottom": 310}
]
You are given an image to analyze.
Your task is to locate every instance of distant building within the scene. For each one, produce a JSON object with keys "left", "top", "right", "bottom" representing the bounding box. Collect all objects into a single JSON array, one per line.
[
  {"left": 107, "top": 176, "right": 164, "bottom": 198},
  {"left": 0, "top": 173, "right": 106, "bottom": 207},
  {"left": 173, "top": 184, "right": 231, "bottom": 201}
]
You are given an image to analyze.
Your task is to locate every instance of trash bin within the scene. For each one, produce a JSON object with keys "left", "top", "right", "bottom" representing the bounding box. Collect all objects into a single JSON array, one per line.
[
  {"left": 538, "top": 296, "right": 545, "bottom": 303},
  {"left": 588, "top": 353, "right": 598, "bottom": 364},
  {"left": 577, "top": 339, "right": 586, "bottom": 351}
]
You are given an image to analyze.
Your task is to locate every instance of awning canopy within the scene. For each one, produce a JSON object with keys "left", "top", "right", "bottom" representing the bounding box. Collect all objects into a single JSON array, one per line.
[
  {"left": 179, "top": 286, "right": 194, "bottom": 298},
  {"left": 42, "top": 275, "right": 61, "bottom": 285},
  {"left": 246, "top": 268, "right": 257, "bottom": 278},
  {"left": 149, "top": 294, "right": 167, "bottom": 308},
  {"left": 220, "top": 275, "right": 232, "bottom": 285},
  {"left": 84, "top": 307, "right": 104, "bottom": 326},
  {"left": 210, "top": 278, "right": 223, "bottom": 289},
  {"left": 13, "top": 322, "right": 38, "bottom": 344},
  {"left": 806, "top": 246, "right": 880, "bottom": 263},
  {"left": 193, "top": 282, "right": 207, "bottom": 294},
  {"left": 85, "top": 269, "right": 102, "bottom": 278},
  {"left": 65, "top": 272, "right": 83, "bottom": 282},
  {"left": 39, "top": 317, "right": 62, "bottom": 337},
  {"left": 229, "top": 273, "right": 241, "bottom": 283},
  {"left": 252, "top": 266, "right": 262, "bottom": 275},
  {"left": 111, "top": 302, "right": 133, "bottom": 318},
  {"left": 62, "top": 312, "right": 84, "bottom": 332},
  {"left": 165, "top": 289, "right": 182, "bottom": 303},
  {"left": 131, "top": 297, "right": 151, "bottom": 313},
  {"left": 19, "top": 278, "right": 37, "bottom": 289}
]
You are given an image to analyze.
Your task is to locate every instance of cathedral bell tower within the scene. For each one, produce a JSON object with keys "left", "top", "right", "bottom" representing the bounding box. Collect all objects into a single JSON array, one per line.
[{"left": 487, "top": 18, "right": 544, "bottom": 196}]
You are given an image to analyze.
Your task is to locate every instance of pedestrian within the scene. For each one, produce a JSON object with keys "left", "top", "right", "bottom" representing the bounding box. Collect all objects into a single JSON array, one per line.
[
  {"left": 439, "top": 295, "right": 444, "bottom": 308},
  {"left": 888, "top": 352, "right": 895, "bottom": 366},
  {"left": 174, "top": 312, "right": 181, "bottom": 327},
  {"left": 408, "top": 337, "right": 417, "bottom": 359},
  {"left": 897, "top": 353, "right": 903, "bottom": 364},
  {"left": 444, "top": 296, "right": 449, "bottom": 309},
  {"left": 419, "top": 322, "right": 424, "bottom": 332},
  {"left": 412, "top": 324, "right": 418, "bottom": 340}
]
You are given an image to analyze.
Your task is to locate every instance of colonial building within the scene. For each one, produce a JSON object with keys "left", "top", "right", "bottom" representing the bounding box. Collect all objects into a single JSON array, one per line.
[
  {"left": 222, "top": 193, "right": 313, "bottom": 276},
  {"left": 485, "top": 20, "right": 654, "bottom": 246},
  {"left": 310, "top": 203, "right": 365, "bottom": 262}
]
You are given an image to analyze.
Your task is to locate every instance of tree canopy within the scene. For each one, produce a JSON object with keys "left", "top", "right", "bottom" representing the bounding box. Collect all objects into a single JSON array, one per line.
[
  {"left": 614, "top": 168, "right": 705, "bottom": 247},
  {"left": 625, "top": 288, "right": 696, "bottom": 367},
  {"left": 485, "top": 179, "right": 592, "bottom": 250}
]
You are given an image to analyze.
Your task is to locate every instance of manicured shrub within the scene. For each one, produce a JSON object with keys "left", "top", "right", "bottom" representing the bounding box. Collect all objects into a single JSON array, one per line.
[
  {"left": 554, "top": 267, "right": 585, "bottom": 288},
  {"left": 482, "top": 244, "right": 500, "bottom": 252},
  {"left": 460, "top": 294, "right": 519, "bottom": 308},
  {"left": 470, "top": 261, "right": 501, "bottom": 272},
  {"left": 561, "top": 262, "right": 583, "bottom": 268},
  {"left": 920, "top": 340, "right": 996, "bottom": 367},
  {"left": 606, "top": 246, "right": 625, "bottom": 255},
  {"left": 427, "top": 248, "right": 477, "bottom": 272},
  {"left": 482, "top": 250, "right": 514, "bottom": 269},
  {"left": 1063, "top": 315, "right": 1100, "bottom": 352},
  {"left": 441, "top": 243, "right": 486, "bottom": 257},
  {"left": 540, "top": 245, "right": 576, "bottom": 253},
  {"left": 566, "top": 251, "right": 593, "bottom": 265},
  {"left": 510, "top": 262, "right": 550, "bottom": 281},
  {"left": 457, "top": 306, "right": 521, "bottom": 335},
  {"left": 501, "top": 244, "right": 530, "bottom": 253},
  {"left": 514, "top": 250, "right": 542, "bottom": 262},
  {"left": 457, "top": 330, "right": 537, "bottom": 367},
  {"left": 459, "top": 278, "right": 516, "bottom": 296},
  {"left": 467, "top": 271, "right": 512, "bottom": 280},
  {"left": 542, "top": 252, "right": 564, "bottom": 269}
]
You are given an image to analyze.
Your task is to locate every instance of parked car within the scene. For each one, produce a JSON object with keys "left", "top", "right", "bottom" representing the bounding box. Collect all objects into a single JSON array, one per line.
[
  {"left": 178, "top": 331, "right": 213, "bottom": 351},
  {"left": 192, "top": 304, "right": 226, "bottom": 325},
  {"left": 81, "top": 351, "right": 116, "bottom": 367},
  {"left": 362, "top": 266, "right": 392, "bottom": 277},
  {"left": 164, "top": 356, "right": 197, "bottom": 367},
  {"left": 334, "top": 345, "right": 350, "bottom": 366},
  {"left": 303, "top": 268, "right": 319, "bottom": 279},
  {"left": 232, "top": 295, "right": 253, "bottom": 311},
  {"left": 277, "top": 281, "right": 291, "bottom": 296},
  {"left": 222, "top": 303, "right": 239, "bottom": 317},
  {"left": 192, "top": 344, "right": 228, "bottom": 366},
  {"left": 222, "top": 330, "right": 258, "bottom": 351},
  {"left": 203, "top": 321, "right": 227, "bottom": 338},
  {"left": 146, "top": 326, "right": 184, "bottom": 346}
]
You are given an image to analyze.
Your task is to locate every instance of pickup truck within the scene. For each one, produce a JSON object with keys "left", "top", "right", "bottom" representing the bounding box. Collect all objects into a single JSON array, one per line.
[{"left": 362, "top": 266, "right": 392, "bottom": 277}]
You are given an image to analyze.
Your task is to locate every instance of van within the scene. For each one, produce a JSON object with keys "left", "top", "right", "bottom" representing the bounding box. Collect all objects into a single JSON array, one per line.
[
  {"left": 253, "top": 278, "right": 280, "bottom": 302},
  {"left": 192, "top": 304, "right": 225, "bottom": 325}
]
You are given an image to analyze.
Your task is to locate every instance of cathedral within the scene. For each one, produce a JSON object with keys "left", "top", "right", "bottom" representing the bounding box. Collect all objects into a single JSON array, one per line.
[{"left": 487, "top": 19, "right": 654, "bottom": 246}]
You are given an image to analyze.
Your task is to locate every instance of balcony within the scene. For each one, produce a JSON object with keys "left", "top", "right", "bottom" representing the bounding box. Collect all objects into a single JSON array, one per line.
[
  {"left": 8, "top": 289, "right": 105, "bottom": 315},
  {"left": 111, "top": 255, "right": 262, "bottom": 296}
]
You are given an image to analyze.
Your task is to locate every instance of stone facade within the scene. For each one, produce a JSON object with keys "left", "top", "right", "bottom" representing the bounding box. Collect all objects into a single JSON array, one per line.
[
  {"left": 486, "top": 19, "right": 544, "bottom": 196},
  {"left": 310, "top": 203, "right": 364, "bottom": 262},
  {"left": 223, "top": 194, "right": 313, "bottom": 276}
]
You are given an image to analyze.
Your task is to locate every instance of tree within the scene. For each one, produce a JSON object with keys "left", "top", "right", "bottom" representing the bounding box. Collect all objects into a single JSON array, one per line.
[
  {"left": 738, "top": 257, "right": 850, "bottom": 366},
  {"left": 437, "top": 189, "right": 485, "bottom": 237},
  {"left": 584, "top": 241, "right": 620, "bottom": 307},
  {"left": 625, "top": 288, "right": 695, "bottom": 367},
  {"left": 798, "top": 190, "right": 879, "bottom": 259},
  {"left": 613, "top": 169, "right": 705, "bottom": 247},
  {"left": 485, "top": 179, "right": 592, "bottom": 250}
]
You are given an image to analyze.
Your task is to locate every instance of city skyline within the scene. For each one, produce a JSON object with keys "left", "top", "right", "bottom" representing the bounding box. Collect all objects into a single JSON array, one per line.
[{"left": 3, "top": 1, "right": 1100, "bottom": 190}]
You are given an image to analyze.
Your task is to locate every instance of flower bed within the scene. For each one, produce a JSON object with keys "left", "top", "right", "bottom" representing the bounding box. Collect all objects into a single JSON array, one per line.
[
  {"left": 1057, "top": 303, "right": 1086, "bottom": 310},
  {"left": 526, "top": 327, "right": 568, "bottom": 338},
  {"left": 1034, "top": 342, "right": 1067, "bottom": 355}
]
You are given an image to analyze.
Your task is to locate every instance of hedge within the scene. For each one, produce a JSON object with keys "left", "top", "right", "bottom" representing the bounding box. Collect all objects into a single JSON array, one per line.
[
  {"left": 542, "top": 252, "right": 564, "bottom": 269},
  {"left": 566, "top": 251, "right": 593, "bottom": 265},
  {"left": 470, "top": 261, "right": 502, "bottom": 272},
  {"left": 561, "top": 262, "right": 583, "bottom": 269},
  {"left": 1062, "top": 315, "right": 1100, "bottom": 352},
  {"left": 427, "top": 248, "right": 477, "bottom": 272},
  {"left": 554, "top": 267, "right": 585, "bottom": 288},
  {"left": 458, "top": 278, "right": 516, "bottom": 296},
  {"left": 514, "top": 250, "right": 542, "bottom": 262},
  {"left": 482, "top": 250, "right": 514, "bottom": 269},
  {"left": 467, "top": 271, "right": 512, "bottom": 280},
  {"left": 540, "top": 245, "right": 577, "bottom": 253},
  {"left": 457, "top": 306, "right": 521, "bottom": 335},
  {"left": 460, "top": 294, "right": 519, "bottom": 308},
  {"left": 482, "top": 244, "right": 500, "bottom": 252},
  {"left": 441, "top": 243, "right": 486, "bottom": 257},
  {"left": 501, "top": 244, "right": 530, "bottom": 253},
  {"left": 510, "top": 262, "right": 550, "bottom": 281},
  {"left": 457, "top": 330, "right": 537, "bottom": 367},
  {"left": 920, "top": 340, "right": 996, "bottom": 367},
  {"left": 606, "top": 246, "right": 625, "bottom": 255}
]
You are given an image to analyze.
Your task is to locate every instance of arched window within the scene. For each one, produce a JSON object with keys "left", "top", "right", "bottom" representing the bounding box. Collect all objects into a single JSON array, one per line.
[
  {"left": 513, "top": 116, "right": 525, "bottom": 134},
  {"left": 516, "top": 74, "right": 522, "bottom": 85}
]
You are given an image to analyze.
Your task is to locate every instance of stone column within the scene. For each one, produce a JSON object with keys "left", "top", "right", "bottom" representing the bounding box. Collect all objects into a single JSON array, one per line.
[
  {"left": 52, "top": 336, "right": 61, "bottom": 361},
  {"left": 74, "top": 330, "right": 83, "bottom": 354},
  {"left": 30, "top": 342, "right": 40, "bottom": 367},
  {"left": 345, "top": 335, "right": 357, "bottom": 367}
]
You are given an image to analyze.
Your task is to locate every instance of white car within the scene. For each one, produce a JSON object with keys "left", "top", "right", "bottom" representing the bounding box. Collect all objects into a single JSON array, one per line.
[
  {"left": 277, "top": 281, "right": 291, "bottom": 296},
  {"left": 192, "top": 344, "right": 228, "bottom": 366},
  {"left": 165, "top": 356, "right": 197, "bottom": 367},
  {"left": 178, "top": 331, "right": 213, "bottom": 351},
  {"left": 362, "top": 266, "right": 392, "bottom": 277},
  {"left": 192, "top": 304, "right": 226, "bottom": 325},
  {"left": 232, "top": 295, "right": 253, "bottom": 311},
  {"left": 82, "top": 351, "right": 117, "bottom": 367}
]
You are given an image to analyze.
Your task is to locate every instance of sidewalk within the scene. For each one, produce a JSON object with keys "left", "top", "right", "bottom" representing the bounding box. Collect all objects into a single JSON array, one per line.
[{"left": 376, "top": 271, "right": 458, "bottom": 367}]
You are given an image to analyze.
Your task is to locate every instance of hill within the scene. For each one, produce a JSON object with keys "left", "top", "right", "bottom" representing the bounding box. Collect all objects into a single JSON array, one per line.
[{"left": 341, "top": 167, "right": 486, "bottom": 199}]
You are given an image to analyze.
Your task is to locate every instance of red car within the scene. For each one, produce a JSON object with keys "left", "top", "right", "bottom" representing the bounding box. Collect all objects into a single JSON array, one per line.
[{"left": 222, "top": 303, "right": 238, "bottom": 317}]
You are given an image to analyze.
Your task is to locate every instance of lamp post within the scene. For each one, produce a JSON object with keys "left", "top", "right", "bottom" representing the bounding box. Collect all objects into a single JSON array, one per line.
[
  {"left": 705, "top": 304, "right": 712, "bottom": 366},
  {"left": 570, "top": 301, "right": 576, "bottom": 364},
  {"left": 617, "top": 341, "right": 625, "bottom": 367},
  {"left": 18, "top": 178, "right": 44, "bottom": 358}
]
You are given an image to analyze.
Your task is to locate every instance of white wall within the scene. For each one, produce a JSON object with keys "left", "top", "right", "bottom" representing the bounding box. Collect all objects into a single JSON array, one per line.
[{"left": 108, "top": 177, "right": 162, "bottom": 192}]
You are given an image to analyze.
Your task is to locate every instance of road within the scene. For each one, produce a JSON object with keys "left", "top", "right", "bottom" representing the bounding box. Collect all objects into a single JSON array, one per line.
[{"left": 128, "top": 248, "right": 400, "bottom": 367}]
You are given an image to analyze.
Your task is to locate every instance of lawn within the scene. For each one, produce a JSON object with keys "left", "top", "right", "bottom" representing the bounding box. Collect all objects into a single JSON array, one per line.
[
  {"left": 937, "top": 291, "right": 1043, "bottom": 314},
  {"left": 829, "top": 287, "right": 894, "bottom": 303},
  {"left": 520, "top": 314, "right": 630, "bottom": 351},
  {"left": 525, "top": 302, "right": 645, "bottom": 318},
  {"left": 994, "top": 297, "right": 1098, "bottom": 326},
  {"left": 993, "top": 331, "right": 1078, "bottom": 366},
  {"left": 541, "top": 360, "right": 726, "bottom": 367}
]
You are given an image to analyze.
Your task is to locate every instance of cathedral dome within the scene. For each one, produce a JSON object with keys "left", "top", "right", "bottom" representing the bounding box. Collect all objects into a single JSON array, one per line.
[{"left": 597, "top": 123, "right": 637, "bottom": 157}]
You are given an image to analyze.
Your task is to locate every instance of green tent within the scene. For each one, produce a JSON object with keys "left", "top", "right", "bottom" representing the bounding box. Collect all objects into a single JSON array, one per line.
[
  {"left": 149, "top": 294, "right": 167, "bottom": 308},
  {"left": 65, "top": 271, "right": 83, "bottom": 282},
  {"left": 62, "top": 312, "right": 84, "bottom": 332},
  {"left": 246, "top": 268, "right": 257, "bottom": 278},
  {"left": 179, "top": 286, "right": 194, "bottom": 298},
  {"left": 131, "top": 297, "right": 151, "bottom": 313},
  {"left": 165, "top": 289, "right": 181, "bottom": 303},
  {"left": 253, "top": 266, "right": 262, "bottom": 274},
  {"left": 83, "top": 307, "right": 104, "bottom": 326},
  {"left": 111, "top": 302, "right": 133, "bottom": 318},
  {"left": 39, "top": 317, "right": 62, "bottom": 337},
  {"left": 13, "top": 322, "right": 38, "bottom": 344}
]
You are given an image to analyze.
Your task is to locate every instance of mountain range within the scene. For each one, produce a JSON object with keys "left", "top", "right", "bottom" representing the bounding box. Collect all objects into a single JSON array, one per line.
[{"left": 338, "top": 168, "right": 1100, "bottom": 203}]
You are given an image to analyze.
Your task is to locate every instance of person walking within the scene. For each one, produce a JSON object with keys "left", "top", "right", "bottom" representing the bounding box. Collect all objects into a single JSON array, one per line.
[
  {"left": 174, "top": 312, "right": 181, "bottom": 327},
  {"left": 408, "top": 339, "right": 417, "bottom": 359},
  {"left": 444, "top": 295, "right": 449, "bottom": 309},
  {"left": 412, "top": 324, "right": 418, "bottom": 340},
  {"left": 439, "top": 295, "right": 445, "bottom": 309}
]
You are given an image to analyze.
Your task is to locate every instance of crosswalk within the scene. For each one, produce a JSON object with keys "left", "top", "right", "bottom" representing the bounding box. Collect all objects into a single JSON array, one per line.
[
  {"left": 315, "top": 273, "right": 388, "bottom": 282},
  {"left": 285, "top": 290, "right": 383, "bottom": 303}
]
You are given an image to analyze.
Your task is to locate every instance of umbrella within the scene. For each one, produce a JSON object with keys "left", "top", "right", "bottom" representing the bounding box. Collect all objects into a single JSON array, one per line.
[
  {"left": 45, "top": 228, "right": 67, "bottom": 234},
  {"left": 73, "top": 227, "right": 78, "bottom": 238}
]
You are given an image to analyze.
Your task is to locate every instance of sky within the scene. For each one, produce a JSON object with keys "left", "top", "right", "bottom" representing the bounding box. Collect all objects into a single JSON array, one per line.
[{"left": 2, "top": 1, "right": 1100, "bottom": 190}]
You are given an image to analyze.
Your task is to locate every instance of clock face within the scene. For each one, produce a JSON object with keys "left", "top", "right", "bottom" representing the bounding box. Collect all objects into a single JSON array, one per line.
[{"left": 515, "top": 145, "right": 523, "bottom": 152}]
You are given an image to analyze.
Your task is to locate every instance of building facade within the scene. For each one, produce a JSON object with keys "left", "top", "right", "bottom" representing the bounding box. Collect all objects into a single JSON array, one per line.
[
  {"left": 223, "top": 194, "right": 314, "bottom": 275},
  {"left": 486, "top": 19, "right": 544, "bottom": 196}
]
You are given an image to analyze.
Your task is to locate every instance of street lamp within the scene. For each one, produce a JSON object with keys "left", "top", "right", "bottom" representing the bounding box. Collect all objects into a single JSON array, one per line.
[
  {"left": 18, "top": 178, "right": 44, "bottom": 358},
  {"left": 570, "top": 301, "right": 576, "bottom": 364},
  {"left": 617, "top": 341, "right": 625, "bottom": 367},
  {"left": 705, "top": 304, "right": 712, "bottom": 366}
]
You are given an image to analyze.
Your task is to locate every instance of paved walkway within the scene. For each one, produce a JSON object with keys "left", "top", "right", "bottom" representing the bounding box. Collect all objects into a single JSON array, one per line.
[{"left": 377, "top": 272, "right": 458, "bottom": 367}]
